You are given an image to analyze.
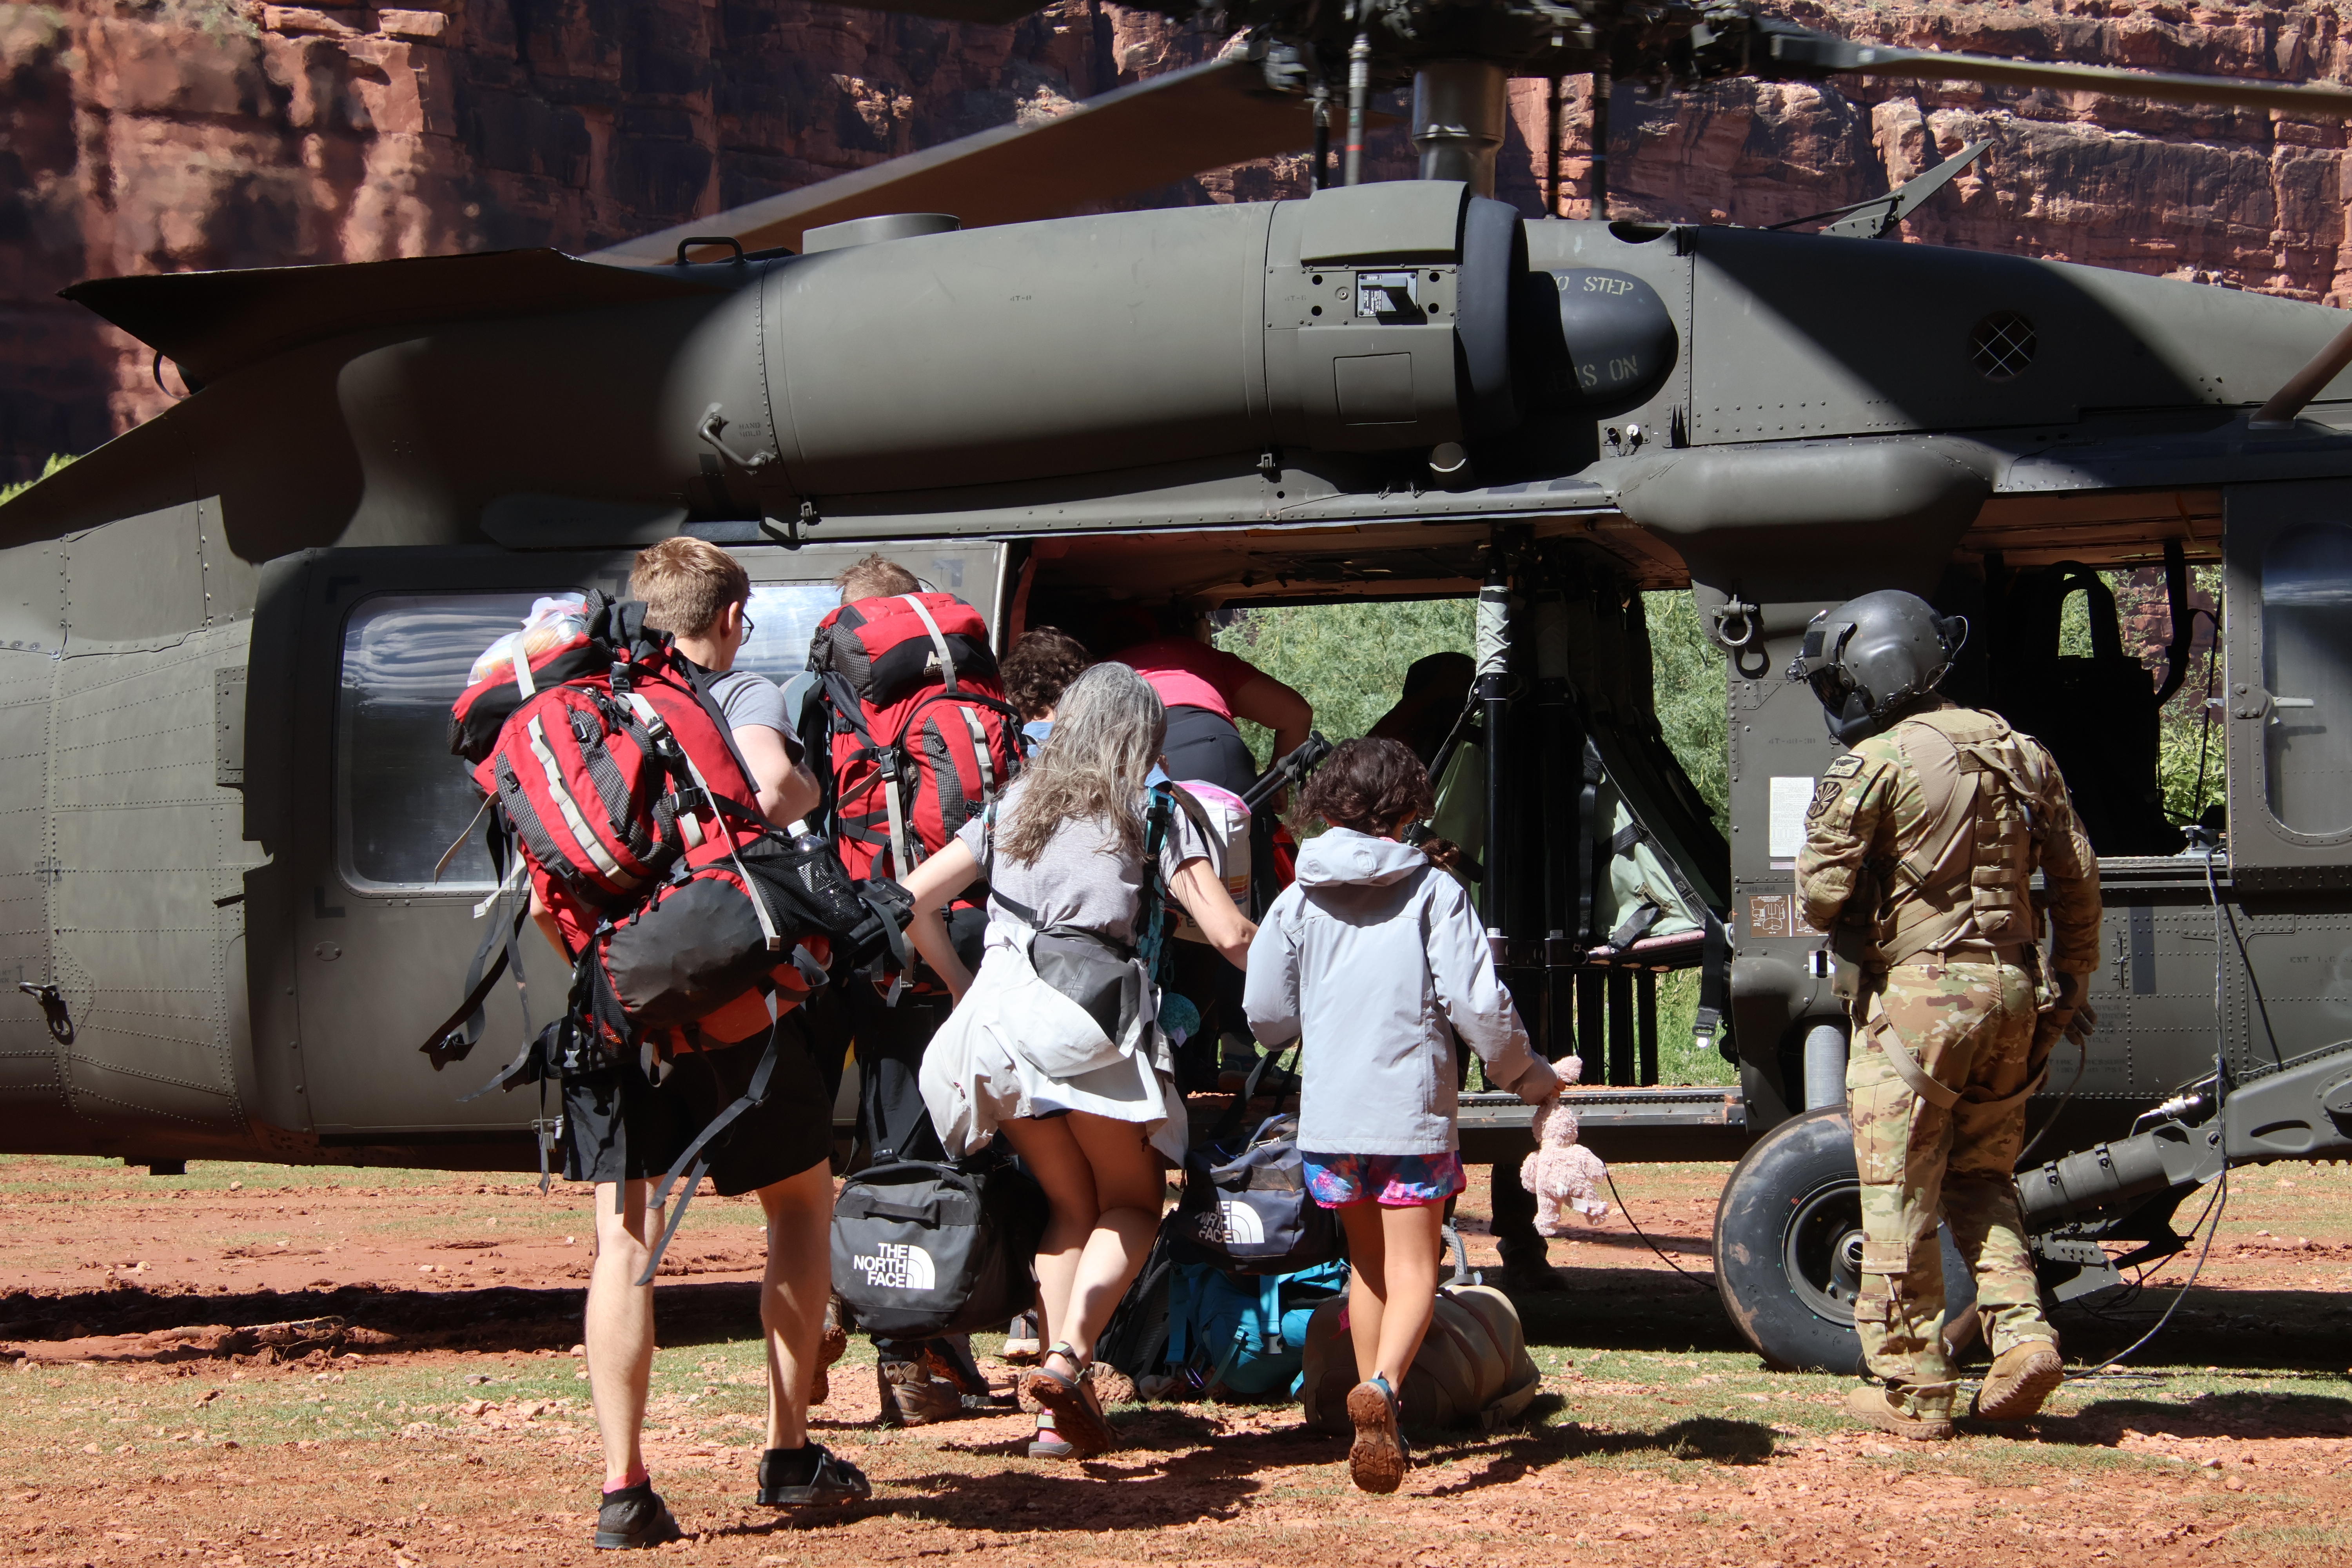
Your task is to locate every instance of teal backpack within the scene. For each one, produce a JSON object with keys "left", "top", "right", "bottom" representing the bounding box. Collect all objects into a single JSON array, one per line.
[{"left": 1167, "top": 1257, "right": 1353, "bottom": 1398}]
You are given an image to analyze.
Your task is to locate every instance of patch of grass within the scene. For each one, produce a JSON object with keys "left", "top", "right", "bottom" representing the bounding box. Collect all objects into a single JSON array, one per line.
[{"left": 0, "top": 453, "right": 73, "bottom": 508}]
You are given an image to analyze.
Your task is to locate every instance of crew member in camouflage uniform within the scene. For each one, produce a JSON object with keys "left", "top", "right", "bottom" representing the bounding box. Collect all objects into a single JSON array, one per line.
[{"left": 1789, "top": 590, "right": 2100, "bottom": 1441}]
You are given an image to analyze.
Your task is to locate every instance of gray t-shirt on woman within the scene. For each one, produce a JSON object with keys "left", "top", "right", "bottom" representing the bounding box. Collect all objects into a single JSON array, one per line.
[{"left": 955, "top": 777, "right": 1213, "bottom": 944}]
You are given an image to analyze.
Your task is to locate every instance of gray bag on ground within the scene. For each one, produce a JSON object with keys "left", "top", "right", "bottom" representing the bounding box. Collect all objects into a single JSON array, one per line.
[{"left": 831, "top": 1159, "right": 1045, "bottom": 1338}]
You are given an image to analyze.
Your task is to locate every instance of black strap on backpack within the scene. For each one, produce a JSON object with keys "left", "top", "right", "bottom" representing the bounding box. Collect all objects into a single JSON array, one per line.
[
  {"left": 633, "top": 1005, "right": 805, "bottom": 1286},
  {"left": 421, "top": 821, "right": 535, "bottom": 1068}
]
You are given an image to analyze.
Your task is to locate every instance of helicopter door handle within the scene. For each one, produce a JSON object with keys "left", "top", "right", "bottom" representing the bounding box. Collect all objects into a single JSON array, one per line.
[{"left": 697, "top": 403, "right": 775, "bottom": 472}]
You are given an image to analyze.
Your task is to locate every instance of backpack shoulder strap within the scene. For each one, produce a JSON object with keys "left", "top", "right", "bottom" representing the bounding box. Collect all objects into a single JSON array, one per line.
[{"left": 897, "top": 593, "right": 961, "bottom": 696}]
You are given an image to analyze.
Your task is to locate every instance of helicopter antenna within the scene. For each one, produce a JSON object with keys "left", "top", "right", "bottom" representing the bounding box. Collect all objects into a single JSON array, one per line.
[
  {"left": 1343, "top": 0, "right": 1374, "bottom": 185},
  {"left": 1590, "top": 64, "right": 1610, "bottom": 219},
  {"left": 1544, "top": 74, "right": 1563, "bottom": 216}
]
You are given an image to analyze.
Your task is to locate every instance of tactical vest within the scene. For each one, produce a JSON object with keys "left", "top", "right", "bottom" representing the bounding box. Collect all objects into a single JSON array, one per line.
[{"left": 1864, "top": 708, "right": 2056, "bottom": 969}]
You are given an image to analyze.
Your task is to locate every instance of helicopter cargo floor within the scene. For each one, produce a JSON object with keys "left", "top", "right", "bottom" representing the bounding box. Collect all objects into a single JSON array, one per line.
[
  {"left": 3, "top": 1154, "right": 2350, "bottom": 1565},
  {"left": 1457, "top": 1086, "right": 1749, "bottom": 1166}
]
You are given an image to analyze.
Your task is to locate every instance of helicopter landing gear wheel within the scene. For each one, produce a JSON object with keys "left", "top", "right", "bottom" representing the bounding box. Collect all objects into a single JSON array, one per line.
[{"left": 1714, "top": 1107, "right": 1978, "bottom": 1373}]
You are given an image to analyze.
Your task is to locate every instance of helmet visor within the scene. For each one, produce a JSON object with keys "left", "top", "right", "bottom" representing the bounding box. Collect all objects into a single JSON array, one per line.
[{"left": 1786, "top": 613, "right": 1865, "bottom": 719}]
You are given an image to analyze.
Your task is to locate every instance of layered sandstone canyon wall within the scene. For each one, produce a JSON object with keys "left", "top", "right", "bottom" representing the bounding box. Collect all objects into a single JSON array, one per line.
[{"left": 5, "top": 0, "right": 2352, "bottom": 480}]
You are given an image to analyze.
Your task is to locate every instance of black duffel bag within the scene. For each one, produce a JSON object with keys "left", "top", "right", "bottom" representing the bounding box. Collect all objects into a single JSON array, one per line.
[
  {"left": 1174, "top": 1111, "right": 1339, "bottom": 1276},
  {"left": 831, "top": 1158, "right": 1047, "bottom": 1339}
]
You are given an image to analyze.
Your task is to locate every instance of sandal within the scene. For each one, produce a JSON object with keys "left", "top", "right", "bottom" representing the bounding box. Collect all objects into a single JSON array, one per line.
[
  {"left": 1019, "top": 1342, "right": 1113, "bottom": 1457},
  {"left": 1026, "top": 1411, "right": 1074, "bottom": 1460},
  {"left": 1346, "top": 1376, "right": 1410, "bottom": 1494},
  {"left": 756, "top": 1443, "right": 874, "bottom": 1508}
]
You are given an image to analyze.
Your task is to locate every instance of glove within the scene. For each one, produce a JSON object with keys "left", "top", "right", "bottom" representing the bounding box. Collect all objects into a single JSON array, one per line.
[
  {"left": 1513, "top": 1055, "right": 1563, "bottom": 1105},
  {"left": 2053, "top": 971, "right": 2097, "bottom": 1045}
]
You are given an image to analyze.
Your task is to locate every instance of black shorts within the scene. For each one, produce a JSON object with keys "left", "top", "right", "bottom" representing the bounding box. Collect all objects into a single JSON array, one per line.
[
  {"left": 561, "top": 1018, "right": 835, "bottom": 1196},
  {"left": 1162, "top": 704, "right": 1258, "bottom": 797}
]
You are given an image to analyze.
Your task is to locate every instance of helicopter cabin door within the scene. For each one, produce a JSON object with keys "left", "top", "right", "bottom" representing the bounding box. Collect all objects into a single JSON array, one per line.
[
  {"left": 280, "top": 537, "right": 1009, "bottom": 1160},
  {"left": 2222, "top": 481, "right": 2352, "bottom": 889}
]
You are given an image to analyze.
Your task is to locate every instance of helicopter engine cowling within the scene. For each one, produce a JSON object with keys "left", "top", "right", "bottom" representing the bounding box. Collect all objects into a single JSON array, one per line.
[{"left": 753, "top": 179, "right": 1525, "bottom": 499}]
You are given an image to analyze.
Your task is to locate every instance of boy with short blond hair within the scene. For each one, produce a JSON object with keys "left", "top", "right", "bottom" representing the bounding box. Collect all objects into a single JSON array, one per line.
[{"left": 562, "top": 538, "right": 860, "bottom": 1548}]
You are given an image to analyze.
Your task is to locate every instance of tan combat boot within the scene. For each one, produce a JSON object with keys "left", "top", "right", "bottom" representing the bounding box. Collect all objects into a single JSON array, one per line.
[
  {"left": 1972, "top": 1341, "right": 2064, "bottom": 1421},
  {"left": 877, "top": 1357, "right": 964, "bottom": 1425},
  {"left": 1844, "top": 1382, "right": 1955, "bottom": 1441}
]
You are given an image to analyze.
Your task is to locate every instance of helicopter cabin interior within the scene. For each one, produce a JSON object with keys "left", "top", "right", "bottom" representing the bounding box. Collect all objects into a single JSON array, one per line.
[{"left": 270, "top": 467, "right": 2352, "bottom": 1170}]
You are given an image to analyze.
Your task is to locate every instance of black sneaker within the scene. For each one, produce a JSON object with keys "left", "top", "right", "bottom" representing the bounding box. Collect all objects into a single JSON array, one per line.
[
  {"left": 757, "top": 1443, "right": 874, "bottom": 1507},
  {"left": 593, "top": 1481, "right": 683, "bottom": 1550}
]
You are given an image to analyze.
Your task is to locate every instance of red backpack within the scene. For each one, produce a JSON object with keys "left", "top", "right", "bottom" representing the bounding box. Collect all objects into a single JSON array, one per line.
[
  {"left": 425, "top": 594, "right": 876, "bottom": 1073},
  {"left": 802, "top": 592, "right": 1023, "bottom": 885}
]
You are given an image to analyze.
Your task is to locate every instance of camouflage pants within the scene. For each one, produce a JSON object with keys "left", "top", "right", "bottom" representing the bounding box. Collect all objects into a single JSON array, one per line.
[{"left": 1847, "top": 960, "right": 2057, "bottom": 1404}]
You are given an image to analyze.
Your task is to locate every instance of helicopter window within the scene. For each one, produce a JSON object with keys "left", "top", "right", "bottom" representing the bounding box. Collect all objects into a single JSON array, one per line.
[
  {"left": 729, "top": 582, "right": 841, "bottom": 684},
  {"left": 2259, "top": 523, "right": 2352, "bottom": 835},
  {"left": 1969, "top": 312, "right": 2036, "bottom": 381},
  {"left": 338, "top": 592, "right": 552, "bottom": 891}
]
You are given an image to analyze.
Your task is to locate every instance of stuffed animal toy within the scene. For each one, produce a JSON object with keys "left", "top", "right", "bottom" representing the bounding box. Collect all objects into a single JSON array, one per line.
[{"left": 1520, "top": 1063, "right": 1610, "bottom": 1236}]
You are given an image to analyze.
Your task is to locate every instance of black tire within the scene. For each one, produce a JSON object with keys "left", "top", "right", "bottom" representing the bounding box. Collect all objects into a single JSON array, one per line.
[{"left": 1714, "top": 1106, "right": 1977, "bottom": 1373}]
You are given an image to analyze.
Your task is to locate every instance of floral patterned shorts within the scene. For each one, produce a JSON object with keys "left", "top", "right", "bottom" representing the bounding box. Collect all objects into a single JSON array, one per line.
[{"left": 1300, "top": 1149, "right": 1466, "bottom": 1209}]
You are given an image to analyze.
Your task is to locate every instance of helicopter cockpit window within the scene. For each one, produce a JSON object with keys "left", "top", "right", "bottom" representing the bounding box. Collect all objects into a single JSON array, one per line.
[
  {"left": 2260, "top": 523, "right": 2352, "bottom": 836},
  {"left": 730, "top": 582, "right": 840, "bottom": 684},
  {"left": 338, "top": 592, "right": 552, "bottom": 891}
]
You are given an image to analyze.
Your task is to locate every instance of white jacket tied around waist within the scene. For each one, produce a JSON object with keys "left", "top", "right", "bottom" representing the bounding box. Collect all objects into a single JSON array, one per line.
[
  {"left": 1245, "top": 828, "right": 1551, "bottom": 1156},
  {"left": 918, "top": 921, "right": 1189, "bottom": 1166}
]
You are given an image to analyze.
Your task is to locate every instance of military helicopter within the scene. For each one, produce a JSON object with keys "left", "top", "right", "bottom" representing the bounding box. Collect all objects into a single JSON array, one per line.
[{"left": 5, "top": 0, "right": 2352, "bottom": 1375}]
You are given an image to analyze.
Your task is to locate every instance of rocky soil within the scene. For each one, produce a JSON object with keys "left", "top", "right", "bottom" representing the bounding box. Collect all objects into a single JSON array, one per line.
[
  {"left": 2, "top": 1153, "right": 2349, "bottom": 1565},
  {"left": 9, "top": 0, "right": 2352, "bottom": 480}
]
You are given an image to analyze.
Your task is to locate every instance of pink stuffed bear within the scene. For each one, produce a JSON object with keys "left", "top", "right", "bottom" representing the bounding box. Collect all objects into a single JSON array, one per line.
[{"left": 1519, "top": 1062, "right": 1610, "bottom": 1236}]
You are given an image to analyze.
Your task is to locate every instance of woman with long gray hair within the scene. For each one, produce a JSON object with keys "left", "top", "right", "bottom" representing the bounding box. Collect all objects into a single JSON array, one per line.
[{"left": 903, "top": 662, "right": 1255, "bottom": 1458}]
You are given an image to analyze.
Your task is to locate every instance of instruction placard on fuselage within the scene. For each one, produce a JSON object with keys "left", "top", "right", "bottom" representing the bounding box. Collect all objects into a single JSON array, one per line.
[{"left": 1355, "top": 271, "right": 1419, "bottom": 316}]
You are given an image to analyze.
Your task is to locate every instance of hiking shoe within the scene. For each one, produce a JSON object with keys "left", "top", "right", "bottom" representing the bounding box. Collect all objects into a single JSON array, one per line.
[
  {"left": 877, "top": 1357, "right": 964, "bottom": 1426},
  {"left": 1004, "top": 1312, "right": 1042, "bottom": 1365},
  {"left": 1972, "top": 1341, "right": 2064, "bottom": 1422},
  {"left": 810, "top": 1300, "right": 849, "bottom": 1407},
  {"left": 592, "top": 1482, "right": 683, "bottom": 1550},
  {"left": 1844, "top": 1383, "right": 1955, "bottom": 1441},
  {"left": 1495, "top": 1256, "right": 1568, "bottom": 1294},
  {"left": 756, "top": 1443, "right": 872, "bottom": 1507},
  {"left": 922, "top": 1336, "right": 998, "bottom": 1399},
  {"left": 1020, "top": 1344, "right": 1113, "bottom": 1457},
  {"left": 1347, "top": 1376, "right": 1410, "bottom": 1493}
]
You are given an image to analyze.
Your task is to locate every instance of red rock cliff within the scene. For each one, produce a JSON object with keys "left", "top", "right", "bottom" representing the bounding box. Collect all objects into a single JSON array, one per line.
[{"left": 5, "top": 0, "right": 2351, "bottom": 481}]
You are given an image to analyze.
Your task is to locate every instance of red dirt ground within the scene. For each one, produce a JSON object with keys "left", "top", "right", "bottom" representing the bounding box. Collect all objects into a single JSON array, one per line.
[{"left": 4, "top": 1154, "right": 2348, "bottom": 1566}]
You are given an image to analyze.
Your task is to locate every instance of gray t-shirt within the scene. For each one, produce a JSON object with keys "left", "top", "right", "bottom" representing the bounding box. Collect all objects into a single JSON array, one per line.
[
  {"left": 955, "top": 777, "right": 1213, "bottom": 944},
  {"left": 704, "top": 668, "right": 800, "bottom": 760}
]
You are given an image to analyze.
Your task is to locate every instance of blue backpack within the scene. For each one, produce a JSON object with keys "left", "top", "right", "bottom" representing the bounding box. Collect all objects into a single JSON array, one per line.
[{"left": 1167, "top": 1257, "right": 1353, "bottom": 1398}]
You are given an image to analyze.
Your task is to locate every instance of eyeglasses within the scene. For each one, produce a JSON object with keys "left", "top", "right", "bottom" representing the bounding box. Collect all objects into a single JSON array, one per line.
[{"left": 739, "top": 611, "right": 756, "bottom": 635}]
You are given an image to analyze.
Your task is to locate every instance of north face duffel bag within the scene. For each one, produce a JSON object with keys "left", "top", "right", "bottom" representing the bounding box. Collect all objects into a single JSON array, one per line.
[{"left": 831, "top": 1160, "right": 1046, "bottom": 1339}]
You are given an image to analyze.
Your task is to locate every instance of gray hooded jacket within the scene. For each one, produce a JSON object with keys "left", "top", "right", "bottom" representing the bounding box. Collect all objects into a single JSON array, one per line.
[{"left": 1245, "top": 828, "right": 1555, "bottom": 1155}]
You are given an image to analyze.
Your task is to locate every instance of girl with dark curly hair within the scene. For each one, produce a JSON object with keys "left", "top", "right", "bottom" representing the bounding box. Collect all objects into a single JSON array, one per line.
[{"left": 1245, "top": 737, "right": 1561, "bottom": 1492}]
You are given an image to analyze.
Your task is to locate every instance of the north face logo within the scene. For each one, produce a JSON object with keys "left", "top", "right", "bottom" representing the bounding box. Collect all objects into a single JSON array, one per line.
[
  {"left": 1192, "top": 1198, "right": 1265, "bottom": 1247},
  {"left": 850, "top": 1242, "right": 936, "bottom": 1290}
]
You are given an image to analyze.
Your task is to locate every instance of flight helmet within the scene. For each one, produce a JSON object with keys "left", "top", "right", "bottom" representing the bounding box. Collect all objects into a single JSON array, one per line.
[{"left": 1786, "top": 590, "right": 1968, "bottom": 744}]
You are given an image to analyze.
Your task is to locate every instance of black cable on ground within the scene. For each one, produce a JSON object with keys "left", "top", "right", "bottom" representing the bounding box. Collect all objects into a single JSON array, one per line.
[
  {"left": 2057, "top": 837, "right": 2238, "bottom": 1385},
  {"left": 1601, "top": 1165, "right": 1714, "bottom": 1292},
  {"left": 2060, "top": 1165, "right": 2229, "bottom": 1385}
]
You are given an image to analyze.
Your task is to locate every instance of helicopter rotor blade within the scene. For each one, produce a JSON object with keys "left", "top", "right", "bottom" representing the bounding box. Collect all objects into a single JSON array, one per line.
[
  {"left": 592, "top": 52, "right": 1315, "bottom": 266},
  {"left": 1762, "top": 25, "right": 2352, "bottom": 117},
  {"left": 803, "top": 0, "right": 1042, "bottom": 21}
]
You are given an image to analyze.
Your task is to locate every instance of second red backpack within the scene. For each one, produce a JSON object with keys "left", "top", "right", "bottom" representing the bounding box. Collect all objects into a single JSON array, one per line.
[{"left": 803, "top": 592, "right": 1022, "bottom": 883}]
